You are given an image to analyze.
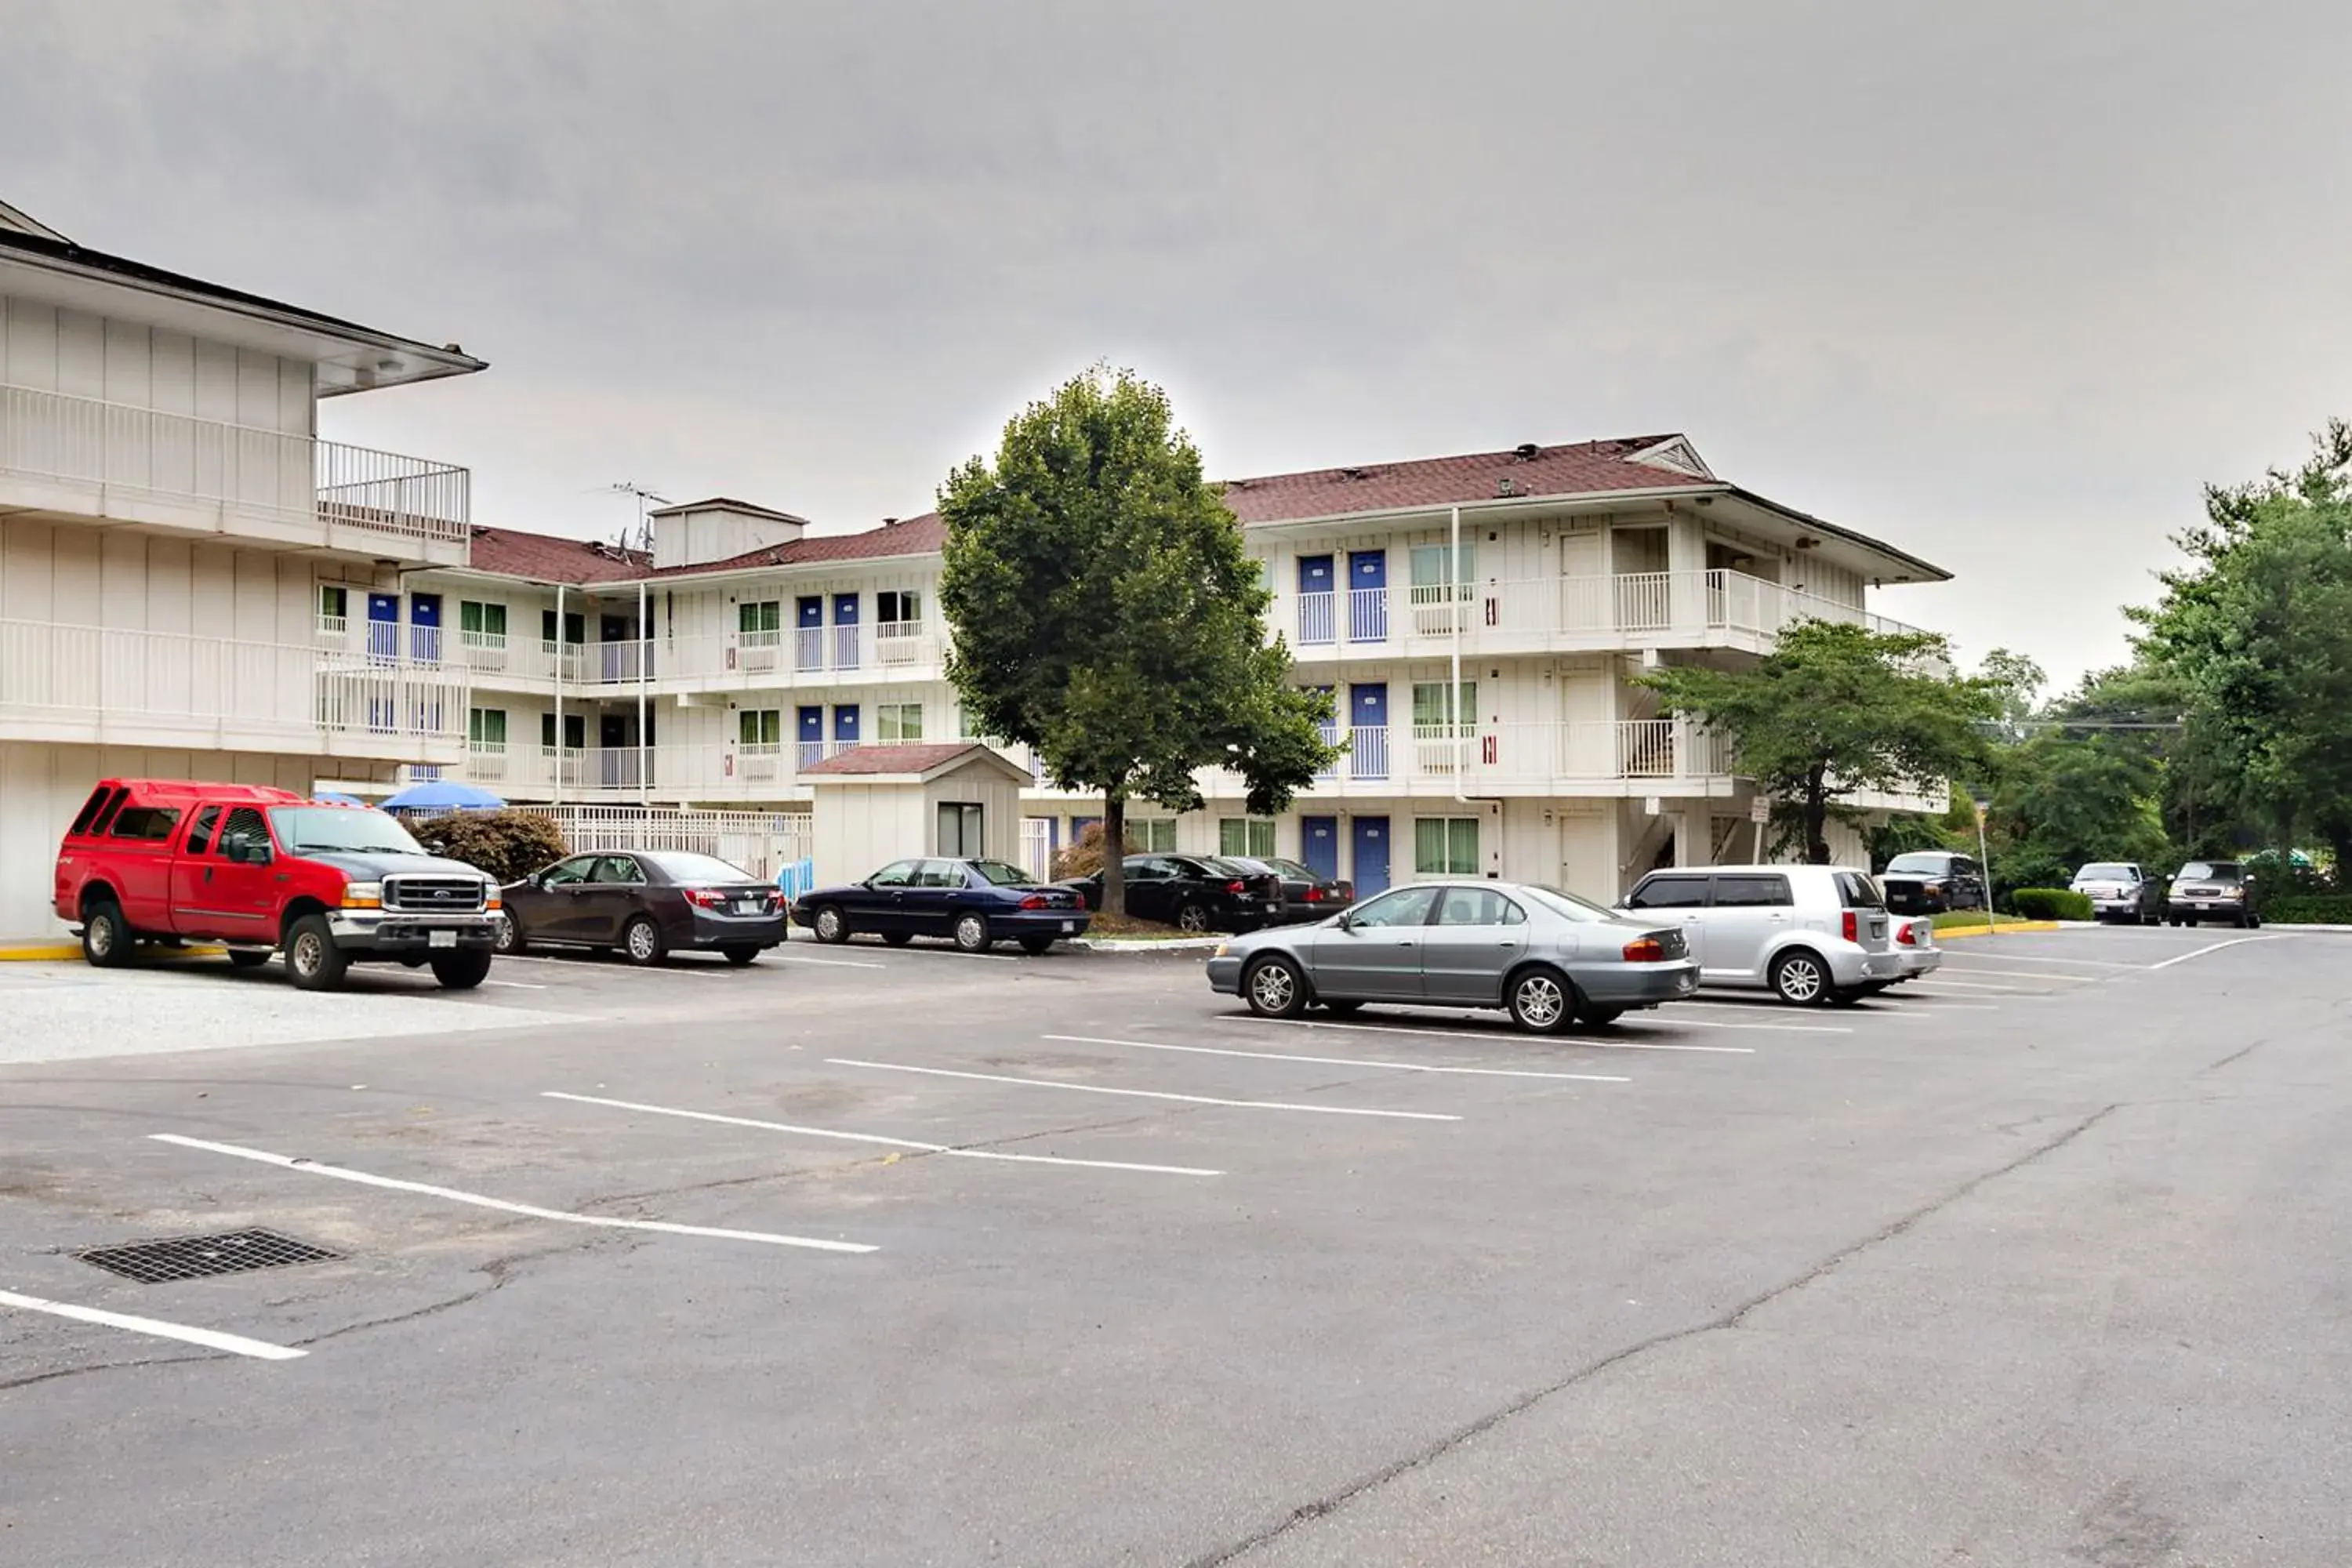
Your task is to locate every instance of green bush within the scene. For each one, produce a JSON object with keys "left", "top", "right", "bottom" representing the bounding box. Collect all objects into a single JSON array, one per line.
[
  {"left": 2259, "top": 895, "right": 2352, "bottom": 925},
  {"left": 2009, "top": 887, "right": 2093, "bottom": 921},
  {"left": 410, "top": 809, "right": 568, "bottom": 884}
]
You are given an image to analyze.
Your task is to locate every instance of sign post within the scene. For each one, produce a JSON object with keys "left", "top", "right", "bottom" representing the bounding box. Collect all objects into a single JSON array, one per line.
[
  {"left": 1750, "top": 793, "right": 1771, "bottom": 862},
  {"left": 1973, "top": 797, "right": 1997, "bottom": 937}
]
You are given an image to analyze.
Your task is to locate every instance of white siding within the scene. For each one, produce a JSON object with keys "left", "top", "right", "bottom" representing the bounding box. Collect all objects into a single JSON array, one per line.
[{"left": 2, "top": 297, "right": 313, "bottom": 437}]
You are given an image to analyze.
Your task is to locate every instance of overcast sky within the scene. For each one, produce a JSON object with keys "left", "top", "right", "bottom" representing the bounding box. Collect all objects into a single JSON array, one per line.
[{"left": 6, "top": 0, "right": 2348, "bottom": 688}]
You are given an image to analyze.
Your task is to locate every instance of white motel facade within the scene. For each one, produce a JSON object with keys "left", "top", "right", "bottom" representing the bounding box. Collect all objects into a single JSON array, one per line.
[{"left": 0, "top": 194, "right": 1950, "bottom": 940}]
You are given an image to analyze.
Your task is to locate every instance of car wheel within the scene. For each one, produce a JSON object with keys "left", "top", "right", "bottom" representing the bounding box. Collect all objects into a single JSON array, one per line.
[
  {"left": 2232, "top": 909, "right": 2251, "bottom": 929},
  {"left": 1174, "top": 902, "right": 1212, "bottom": 935},
  {"left": 285, "top": 913, "right": 349, "bottom": 992},
  {"left": 720, "top": 945, "right": 760, "bottom": 966},
  {"left": 1507, "top": 965, "right": 1574, "bottom": 1034},
  {"left": 621, "top": 916, "right": 667, "bottom": 966},
  {"left": 811, "top": 905, "right": 850, "bottom": 944},
  {"left": 430, "top": 949, "right": 493, "bottom": 990},
  {"left": 494, "top": 913, "right": 526, "bottom": 954},
  {"left": 226, "top": 949, "right": 272, "bottom": 970},
  {"left": 953, "top": 913, "right": 993, "bottom": 953},
  {"left": 2168, "top": 915, "right": 2183, "bottom": 927},
  {"left": 1769, "top": 948, "right": 1830, "bottom": 1006},
  {"left": 1018, "top": 934, "right": 1054, "bottom": 956},
  {"left": 1243, "top": 955, "right": 1308, "bottom": 1018},
  {"left": 881, "top": 931, "right": 913, "bottom": 947},
  {"left": 81, "top": 899, "right": 134, "bottom": 969}
]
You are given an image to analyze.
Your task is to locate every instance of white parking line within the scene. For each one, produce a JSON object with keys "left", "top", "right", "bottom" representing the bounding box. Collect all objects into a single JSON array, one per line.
[
  {"left": 2147, "top": 935, "right": 2284, "bottom": 970},
  {"left": 772, "top": 953, "right": 891, "bottom": 971},
  {"left": 541, "top": 1091, "right": 1221, "bottom": 1177},
  {"left": 1042, "top": 1034, "right": 1631, "bottom": 1083},
  {"left": 1221, "top": 1015, "right": 1781, "bottom": 1049},
  {"left": 0, "top": 1288, "right": 307, "bottom": 1362},
  {"left": 1928, "top": 966, "right": 2094, "bottom": 982},
  {"left": 1902, "top": 977, "right": 2056, "bottom": 993},
  {"left": 147, "top": 1134, "right": 876, "bottom": 1254},
  {"left": 1938, "top": 951, "right": 2141, "bottom": 968},
  {"left": 483, "top": 979, "right": 549, "bottom": 990},
  {"left": 824, "top": 1058, "right": 1461, "bottom": 1120}
]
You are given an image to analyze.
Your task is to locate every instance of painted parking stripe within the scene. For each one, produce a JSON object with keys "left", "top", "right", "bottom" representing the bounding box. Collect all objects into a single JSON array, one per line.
[
  {"left": 0, "top": 1288, "right": 307, "bottom": 1362},
  {"left": 147, "top": 1134, "right": 875, "bottom": 1254},
  {"left": 772, "top": 953, "right": 892, "bottom": 970},
  {"left": 1043, "top": 1034, "right": 1631, "bottom": 1083},
  {"left": 1900, "top": 977, "right": 2056, "bottom": 994},
  {"left": 1926, "top": 966, "right": 2094, "bottom": 982},
  {"left": 541, "top": 1091, "right": 1221, "bottom": 1177},
  {"left": 1221, "top": 1015, "right": 1777, "bottom": 1049},
  {"left": 2147, "top": 935, "right": 2285, "bottom": 970},
  {"left": 1939, "top": 952, "right": 2140, "bottom": 968},
  {"left": 824, "top": 1058, "right": 1461, "bottom": 1121}
]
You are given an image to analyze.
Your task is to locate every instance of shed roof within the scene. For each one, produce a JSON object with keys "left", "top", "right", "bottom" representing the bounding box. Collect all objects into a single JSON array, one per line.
[{"left": 797, "top": 742, "right": 1032, "bottom": 785}]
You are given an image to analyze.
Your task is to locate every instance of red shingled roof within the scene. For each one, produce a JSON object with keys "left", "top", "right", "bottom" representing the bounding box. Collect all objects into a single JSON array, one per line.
[
  {"left": 466, "top": 525, "right": 651, "bottom": 584},
  {"left": 798, "top": 742, "right": 994, "bottom": 777},
  {"left": 646, "top": 513, "right": 945, "bottom": 578}
]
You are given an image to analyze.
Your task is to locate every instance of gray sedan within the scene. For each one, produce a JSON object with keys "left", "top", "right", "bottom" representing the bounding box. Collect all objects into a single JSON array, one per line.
[{"left": 1205, "top": 880, "right": 1700, "bottom": 1033}]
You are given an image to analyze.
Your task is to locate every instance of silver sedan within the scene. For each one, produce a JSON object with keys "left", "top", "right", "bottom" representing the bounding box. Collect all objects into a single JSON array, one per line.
[{"left": 1205, "top": 879, "right": 1700, "bottom": 1033}]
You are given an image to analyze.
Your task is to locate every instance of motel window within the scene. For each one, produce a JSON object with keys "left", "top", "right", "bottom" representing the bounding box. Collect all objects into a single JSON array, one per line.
[
  {"left": 877, "top": 702, "right": 924, "bottom": 742},
  {"left": 739, "top": 709, "right": 782, "bottom": 747},
  {"left": 1218, "top": 818, "right": 1276, "bottom": 859},
  {"left": 1413, "top": 817, "right": 1479, "bottom": 877}
]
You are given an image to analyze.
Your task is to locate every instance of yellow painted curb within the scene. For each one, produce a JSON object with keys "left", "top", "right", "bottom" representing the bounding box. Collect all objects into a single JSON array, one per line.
[
  {"left": 1936, "top": 921, "right": 2063, "bottom": 939},
  {"left": 0, "top": 942, "right": 228, "bottom": 962}
]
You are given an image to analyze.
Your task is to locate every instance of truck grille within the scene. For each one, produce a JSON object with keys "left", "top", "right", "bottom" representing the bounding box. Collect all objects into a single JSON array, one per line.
[{"left": 383, "top": 875, "right": 486, "bottom": 913}]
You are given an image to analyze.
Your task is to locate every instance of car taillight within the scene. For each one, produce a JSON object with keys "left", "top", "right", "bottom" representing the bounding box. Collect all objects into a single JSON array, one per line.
[
  {"left": 1842, "top": 910, "right": 1859, "bottom": 942},
  {"left": 683, "top": 888, "right": 728, "bottom": 909},
  {"left": 1622, "top": 936, "right": 1668, "bottom": 962},
  {"left": 1225, "top": 880, "right": 1247, "bottom": 895},
  {"left": 1019, "top": 895, "right": 1049, "bottom": 909},
  {"left": 1896, "top": 921, "right": 1918, "bottom": 946},
  {"left": 1305, "top": 887, "right": 1324, "bottom": 902}
]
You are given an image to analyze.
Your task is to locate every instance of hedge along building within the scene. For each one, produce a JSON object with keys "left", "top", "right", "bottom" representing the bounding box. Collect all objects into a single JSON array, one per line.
[
  {"left": 376, "top": 434, "right": 1952, "bottom": 902},
  {"left": 0, "top": 195, "right": 482, "bottom": 941}
]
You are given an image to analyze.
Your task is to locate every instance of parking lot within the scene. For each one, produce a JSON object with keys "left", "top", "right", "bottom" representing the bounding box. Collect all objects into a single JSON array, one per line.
[{"left": 3, "top": 924, "right": 2347, "bottom": 1566}]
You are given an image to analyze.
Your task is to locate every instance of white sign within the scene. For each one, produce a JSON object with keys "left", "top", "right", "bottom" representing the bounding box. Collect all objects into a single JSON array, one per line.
[{"left": 1750, "top": 796, "right": 1772, "bottom": 824}]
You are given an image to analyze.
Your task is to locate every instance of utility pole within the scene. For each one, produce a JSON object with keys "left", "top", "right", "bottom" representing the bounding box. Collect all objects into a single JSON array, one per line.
[{"left": 609, "top": 483, "right": 670, "bottom": 808}]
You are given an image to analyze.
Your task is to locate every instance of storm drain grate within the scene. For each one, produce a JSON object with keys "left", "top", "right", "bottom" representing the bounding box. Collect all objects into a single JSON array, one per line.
[{"left": 76, "top": 1228, "right": 342, "bottom": 1284}]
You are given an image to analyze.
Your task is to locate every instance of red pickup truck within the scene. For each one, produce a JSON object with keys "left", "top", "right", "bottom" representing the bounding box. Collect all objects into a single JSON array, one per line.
[{"left": 53, "top": 779, "right": 503, "bottom": 991}]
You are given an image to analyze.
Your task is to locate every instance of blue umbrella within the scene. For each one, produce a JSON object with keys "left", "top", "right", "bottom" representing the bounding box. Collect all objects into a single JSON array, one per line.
[
  {"left": 379, "top": 779, "right": 506, "bottom": 812},
  {"left": 313, "top": 790, "right": 368, "bottom": 806}
]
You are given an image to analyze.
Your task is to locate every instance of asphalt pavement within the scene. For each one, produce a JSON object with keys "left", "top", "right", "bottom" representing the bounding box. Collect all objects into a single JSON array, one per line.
[{"left": 1, "top": 924, "right": 2344, "bottom": 1566}]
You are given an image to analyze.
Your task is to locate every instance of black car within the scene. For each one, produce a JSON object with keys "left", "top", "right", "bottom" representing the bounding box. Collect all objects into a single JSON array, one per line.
[
  {"left": 1878, "top": 850, "right": 1987, "bottom": 914},
  {"left": 1058, "top": 854, "right": 1286, "bottom": 933},
  {"left": 794, "top": 857, "right": 1090, "bottom": 953},
  {"left": 1223, "top": 855, "right": 1354, "bottom": 925},
  {"left": 497, "top": 849, "right": 787, "bottom": 965}
]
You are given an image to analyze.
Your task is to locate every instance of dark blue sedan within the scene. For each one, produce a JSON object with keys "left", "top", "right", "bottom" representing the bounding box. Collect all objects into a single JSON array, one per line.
[{"left": 792, "top": 857, "right": 1091, "bottom": 953}]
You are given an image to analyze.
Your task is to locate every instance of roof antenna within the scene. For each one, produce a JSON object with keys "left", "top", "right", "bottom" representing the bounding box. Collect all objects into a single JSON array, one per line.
[{"left": 608, "top": 482, "right": 670, "bottom": 556}]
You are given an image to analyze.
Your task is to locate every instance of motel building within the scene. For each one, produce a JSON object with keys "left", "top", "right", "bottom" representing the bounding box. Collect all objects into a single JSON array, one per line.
[
  {"left": 344, "top": 438, "right": 1951, "bottom": 909},
  {"left": 0, "top": 196, "right": 481, "bottom": 941}
]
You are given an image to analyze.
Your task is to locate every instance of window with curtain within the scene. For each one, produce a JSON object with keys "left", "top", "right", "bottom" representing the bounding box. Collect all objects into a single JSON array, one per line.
[
  {"left": 1410, "top": 681, "right": 1477, "bottom": 734},
  {"left": 877, "top": 702, "right": 924, "bottom": 741},
  {"left": 467, "top": 708, "right": 507, "bottom": 747},
  {"left": 739, "top": 600, "right": 782, "bottom": 638},
  {"left": 1414, "top": 816, "right": 1479, "bottom": 876},
  {"left": 876, "top": 590, "right": 921, "bottom": 626},
  {"left": 1409, "top": 543, "right": 1475, "bottom": 601},
  {"left": 460, "top": 601, "right": 507, "bottom": 640},
  {"left": 318, "top": 585, "right": 348, "bottom": 622},
  {"left": 738, "top": 709, "right": 782, "bottom": 746},
  {"left": 541, "top": 713, "right": 586, "bottom": 750},
  {"left": 541, "top": 610, "right": 585, "bottom": 646},
  {"left": 1131, "top": 818, "right": 1178, "bottom": 852},
  {"left": 1218, "top": 818, "right": 1276, "bottom": 858},
  {"left": 938, "top": 802, "right": 984, "bottom": 856}
]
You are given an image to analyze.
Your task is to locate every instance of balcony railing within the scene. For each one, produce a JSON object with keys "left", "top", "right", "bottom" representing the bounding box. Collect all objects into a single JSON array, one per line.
[
  {"left": 2, "top": 617, "right": 463, "bottom": 749},
  {"left": 1254, "top": 717, "right": 1738, "bottom": 791},
  {"left": 1, "top": 381, "right": 470, "bottom": 554}
]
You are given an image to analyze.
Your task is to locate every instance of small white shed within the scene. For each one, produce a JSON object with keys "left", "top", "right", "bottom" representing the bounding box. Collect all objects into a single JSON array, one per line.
[{"left": 800, "top": 742, "right": 1034, "bottom": 887}]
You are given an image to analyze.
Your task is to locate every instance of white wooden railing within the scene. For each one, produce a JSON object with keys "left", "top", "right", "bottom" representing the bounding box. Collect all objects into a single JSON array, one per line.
[
  {"left": 1288, "top": 568, "right": 1923, "bottom": 648},
  {"left": 1, "top": 381, "right": 470, "bottom": 552}
]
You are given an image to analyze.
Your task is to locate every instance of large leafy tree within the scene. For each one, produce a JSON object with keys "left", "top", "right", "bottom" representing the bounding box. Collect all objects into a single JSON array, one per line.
[
  {"left": 2133, "top": 421, "right": 2352, "bottom": 873},
  {"left": 1639, "top": 620, "right": 1996, "bottom": 863},
  {"left": 938, "top": 366, "right": 1333, "bottom": 916}
]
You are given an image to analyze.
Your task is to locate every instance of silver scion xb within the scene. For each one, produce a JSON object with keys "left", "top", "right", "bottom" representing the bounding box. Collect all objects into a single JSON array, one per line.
[
  {"left": 1617, "top": 864, "right": 1904, "bottom": 1005},
  {"left": 1205, "top": 879, "right": 1699, "bottom": 1033}
]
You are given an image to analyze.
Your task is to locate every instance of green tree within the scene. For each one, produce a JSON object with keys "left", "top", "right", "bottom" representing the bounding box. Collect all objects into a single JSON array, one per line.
[
  {"left": 938, "top": 366, "right": 1334, "bottom": 916},
  {"left": 1639, "top": 620, "right": 1996, "bottom": 864},
  {"left": 2133, "top": 421, "right": 2352, "bottom": 875}
]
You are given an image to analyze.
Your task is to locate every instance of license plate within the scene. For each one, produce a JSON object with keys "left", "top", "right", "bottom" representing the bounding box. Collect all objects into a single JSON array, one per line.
[
  {"left": 428, "top": 929, "right": 457, "bottom": 949},
  {"left": 1060, "top": 920, "right": 1076, "bottom": 933},
  {"left": 735, "top": 901, "right": 761, "bottom": 915},
  {"left": 1265, "top": 902, "right": 1282, "bottom": 913}
]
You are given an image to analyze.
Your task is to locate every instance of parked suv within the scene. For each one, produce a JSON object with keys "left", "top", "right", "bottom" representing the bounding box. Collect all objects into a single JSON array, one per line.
[
  {"left": 53, "top": 780, "right": 501, "bottom": 991},
  {"left": 2165, "top": 860, "right": 2260, "bottom": 927},
  {"left": 1877, "top": 850, "right": 1987, "bottom": 915},
  {"left": 2070, "top": 862, "right": 2163, "bottom": 924},
  {"left": 1617, "top": 864, "right": 1904, "bottom": 1005}
]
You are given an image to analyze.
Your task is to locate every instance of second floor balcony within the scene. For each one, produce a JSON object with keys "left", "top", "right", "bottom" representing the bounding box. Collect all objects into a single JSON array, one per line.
[{"left": 1, "top": 381, "right": 470, "bottom": 565}]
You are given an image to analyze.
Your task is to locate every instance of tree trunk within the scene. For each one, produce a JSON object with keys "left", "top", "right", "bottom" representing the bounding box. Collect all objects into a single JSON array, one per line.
[
  {"left": 1102, "top": 791, "right": 1127, "bottom": 917},
  {"left": 2326, "top": 823, "right": 2352, "bottom": 891},
  {"left": 1804, "top": 766, "right": 1831, "bottom": 864}
]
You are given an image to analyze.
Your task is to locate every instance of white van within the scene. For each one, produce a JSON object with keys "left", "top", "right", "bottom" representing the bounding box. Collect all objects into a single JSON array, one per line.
[{"left": 1618, "top": 864, "right": 1905, "bottom": 1004}]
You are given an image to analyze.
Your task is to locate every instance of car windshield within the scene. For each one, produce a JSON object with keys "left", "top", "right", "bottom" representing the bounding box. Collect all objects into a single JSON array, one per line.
[
  {"left": 1884, "top": 853, "right": 1949, "bottom": 874},
  {"left": 1200, "top": 858, "right": 1260, "bottom": 878},
  {"left": 2178, "top": 862, "right": 2239, "bottom": 881},
  {"left": 1520, "top": 885, "right": 1625, "bottom": 924},
  {"left": 267, "top": 806, "right": 425, "bottom": 855},
  {"left": 971, "top": 859, "right": 1036, "bottom": 886},
  {"left": 2078, "top": 863, "right": 2136, "bottom": 880},
  {"left": 1264, "top": 858, "right": 1318, "bottom": 880},
  {"left": 639, "top": 851, "right": 758, "bottom": 883}
]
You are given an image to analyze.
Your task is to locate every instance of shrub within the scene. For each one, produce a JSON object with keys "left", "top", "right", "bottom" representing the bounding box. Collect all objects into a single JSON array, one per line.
[
  {"left": 411, "top": 809, "right": 568, "bottom": 884},
  {"left": 2009, "top": 887, "right": 2093, "bottom": 921},
  {"left": 2259, "top": 895, "right": 2352, "bottom": 925},
  {"left": 1051, "top": 822, "right": 1138, "bottom": 881}
]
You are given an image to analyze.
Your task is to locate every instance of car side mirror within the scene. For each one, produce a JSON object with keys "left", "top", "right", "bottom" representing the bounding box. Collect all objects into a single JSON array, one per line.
[{"left": 244, "top": 843, "right": 272, "bottom": 866}]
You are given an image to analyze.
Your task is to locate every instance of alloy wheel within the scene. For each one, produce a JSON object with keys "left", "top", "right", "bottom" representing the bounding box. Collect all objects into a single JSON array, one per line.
[
  {"left": 1249, "top": 963, "right": 1296, "bottom": 1014},
  {"left": 1513, "top": 972, "right": 1567, "bottom": 1029},
  {"left": 1775, "top": 953, "right": 1824, "bottom": 1004}
]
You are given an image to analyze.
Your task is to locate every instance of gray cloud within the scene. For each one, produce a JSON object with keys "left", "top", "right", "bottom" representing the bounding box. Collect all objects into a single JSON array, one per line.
[{"left": 6, "top": 0, "right": 2350, "bottom": 682}]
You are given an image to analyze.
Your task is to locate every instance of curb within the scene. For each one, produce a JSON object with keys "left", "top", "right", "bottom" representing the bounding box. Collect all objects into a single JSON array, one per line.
[
  {"left": 1935, "top": 921, "right": 2063, "bottom": 940},
  {"left": 0, "top": 942, "right": 227, "bottom": 963},
  {"left": 1069, "top": 936, "right": 1225, "bottom": 953}
]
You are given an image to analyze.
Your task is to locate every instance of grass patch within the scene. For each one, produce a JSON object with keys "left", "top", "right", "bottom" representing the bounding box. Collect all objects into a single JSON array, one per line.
[
  {"left": 1083, "top": 912, "right": 1199, "bottom": 940},
  {"left": 1930, "top": 909, "right": 1995, "bottom": 932}
]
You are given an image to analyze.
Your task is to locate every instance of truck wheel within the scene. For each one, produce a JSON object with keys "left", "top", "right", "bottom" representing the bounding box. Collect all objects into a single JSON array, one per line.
[
  {"left": 285, "top": 914, "right": 349, "bottom": 991},
  {"left": 494, "top": 913, "right": 526, "bottom": 954},
  {"left": 430, "top": 949, "right": 494, "bottom": 990},
  {"left": 82, "top": 900, "right": 135, "bottom": 969}
]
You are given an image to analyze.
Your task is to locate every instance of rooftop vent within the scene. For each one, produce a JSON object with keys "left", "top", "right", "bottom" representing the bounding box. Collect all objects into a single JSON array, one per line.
[
  {"left": 1340, "top": 466, "right": 1366, "bottom": 480},
  {"left": 1515, "top": 443, "right": 1541, "bottom": 460},
  {"left": 1496, "top": 477, "right": 1520, "bottom": 498}
]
